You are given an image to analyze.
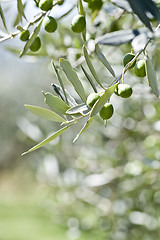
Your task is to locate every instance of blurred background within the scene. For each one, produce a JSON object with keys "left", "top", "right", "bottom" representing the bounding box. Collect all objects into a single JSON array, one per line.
[{"left": 1, "top": 0, "right": 160, "bottom": 239}]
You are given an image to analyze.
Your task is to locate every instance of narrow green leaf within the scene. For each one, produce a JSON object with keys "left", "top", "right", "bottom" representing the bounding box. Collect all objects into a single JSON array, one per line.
[
  {"left": 81, "top": 66, "right": 97, "bottom": 93},
  {"left": 25, "top": 105, "right": 65, "bottom": 122},
  {"left": 66, "top": 103, "right": 90, "bottom": 116},
  {"left": 51, "top": 61, "right": 68, "bottom": 105},
  {"left": 78, "top": 0, "right": 85, "bottom": 15},
  {"left": 43, "top": 92, "right": 70, "bottom": 115},
  {"left": 59, "top": 58, "right": 87, "bottom": 102},
  {"left": 95, "top": 28, "right": 151, "bottom": 46},
  {"left": 57, "top": 5, "right": 75, "bottom": 20},
  {"left": 83, "top": 45, "right": 105, "bottom": 89},
  {"left": 73, "top": 117, "right": 93, "bottom": 143},
  {"left": 17, "top": 0, "right": 27, "bottom": 21},
  {"left": 16, "top": 25, "right": 24, "bottom": 31},
  {"left": 145, "top": 55, "right": 159, "bottom": 97},
  {"left": 111, "top": 0, "right": 132, "bottom": 12},
  {"left": 52, "top": 83, "right": 78, "bottom": 107},
  {"left": 127, "top": 0, "right": 153, "bottom": 31},
  {"left": 0, "top": 5, "right": 8, "bottom": 32},
  {"left": 95, "top": 44, "right": 115, "bottom": 77},
  {"left": 20, "top": 19, "right": 43, "bottom": 58},
  {"left": 90, "top": 83, "right": 118, "bottom": 117},
  {"left": 22, "top": 124, "right": 73, "bottom": 155}
]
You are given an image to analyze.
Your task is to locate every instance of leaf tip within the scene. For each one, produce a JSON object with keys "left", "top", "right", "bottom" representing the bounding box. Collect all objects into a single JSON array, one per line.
[{"left": 21, "top": 151, "right": 27, "bottom": 156}]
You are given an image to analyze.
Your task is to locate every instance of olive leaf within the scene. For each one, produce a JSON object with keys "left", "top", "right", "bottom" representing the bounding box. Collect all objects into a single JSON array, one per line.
[
  {"left": 57, "top": 5, "right": 75, "bottom": 20},
  {"left": 95, "top": 28, "right": 152, "bottom": 46},
  {"left": 73, "top": 117, "right": 93, "bottom": 143},
  {"left": 52, "top": 83, "right": 78, "bottom": 107},
  {"left": 111, "top": 0, "right": 132, "bottom": 12},
  {"left": 66, "top": 103, "right": 90, "bottom": 116},
  {"left": 83, "top": 45, "right": 105, "bottom": 89},
  {"left": 25, "top": 105, "right": 65, "bottom": 122},
  {"left": 51, "top": 61, "right": 68, "bottom": 105},
  {"left": 90, "top": 83, "right": 118, "bottom": 117},
  {"left": 81, "top": 66, "right": 98, "bottom": 93},
  {"left": 43, "top": 92, "right": 70, "bottom": 115},
  {"left": 0, "top": 5, "right": 8, "bottom": 32},
  {"left": 16, "top": 25, "right": 24, "bottom": 31},
  {"left": 59, "top": 58, "right": 87, "bottom": 102},
  {"left": 127, "top": 0, "right": 160, "bottom": 31},
  {"left": 20, "top": 19, "right": 43, "bottom": 58},
  {"left": 145, "top": 55, "right": 159, "bottom": 97},
  {"left": 78, "top": 0, "right": 85, "bottom": 15},
  {"left": 17, "top": 0, "right": 27, "bottom": 21},
  {"left": 95, "top": 44, "right": 115, "bottom": 77},
  {"left": 22, "top": 124, "right": 74, "bottom": 155}
]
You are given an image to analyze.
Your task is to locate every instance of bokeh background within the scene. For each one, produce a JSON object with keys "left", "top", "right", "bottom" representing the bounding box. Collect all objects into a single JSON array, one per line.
[{"left": 1, "top": 0, "right": 160, "bottom": 239}]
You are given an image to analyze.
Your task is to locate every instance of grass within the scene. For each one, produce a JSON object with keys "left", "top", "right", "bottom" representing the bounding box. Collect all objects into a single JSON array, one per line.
[{"left": 0, "top": 197, "right": 67, "bottom": 240}]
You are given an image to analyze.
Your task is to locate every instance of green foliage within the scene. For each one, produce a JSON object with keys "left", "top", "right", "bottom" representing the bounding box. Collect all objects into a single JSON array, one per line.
[
  {"left": 145, "top": 54, "right": 159, "bottom": 97},
  {"left": 0, "top": 0, "right": 159, "bottom": 153}
]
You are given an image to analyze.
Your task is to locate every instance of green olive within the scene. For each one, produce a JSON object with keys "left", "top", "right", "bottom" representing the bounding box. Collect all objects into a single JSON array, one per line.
[
  {"left": 39, "top": 0, "right": 53, "bottom": 11},
  {"left": 29, "top": 36, "right": 41, "bottom": 52},
  {"left": 116, "top": 84, "right": 133, "bottom": 98},
  {"left": 99, "top": 103, "right": 114, "bottom": 120},
  {"left": 20, "top": 30, "right": 30, "bottom": 41},
  {"left": 134, "top": 60, "right": 146, "bottom": 77},
  {"left": 86, "top": 93, "right": 100, "bottom": 108},
  {"left": 71, "top": 15, "right": 86, "bottom": 33},
  {"left": 88, "top": 0, "right": 103, "bottom": 11},
  {"left": 57, "top": 0, "right": 64, "bottom": 5},
  {"left": 43, "top": 16, "right": 57, "bottom": 33},
  {"left": 123, "top": 53, "right": 136, "bottom": 69}
]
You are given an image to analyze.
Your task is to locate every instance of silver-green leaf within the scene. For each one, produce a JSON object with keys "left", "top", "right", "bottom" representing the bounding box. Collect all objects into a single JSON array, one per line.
[
  {"left": 0, "top": 5, "right": 8, "bottom": 32},
  {"left": 51, "top": 61, "right": 68, "bottom": 105},
  {"left": 95, "top": 44, "right": 115, "bottom": 77},
  {"left": 43, "top": 92, "right": 70, "bottom": 115},
  {"left": 52, "top": 83, "right": 78, "bottom": 107},
  {"left": 83, "top": 45, "right": 105, "bottom": 89},
  {"left": 73, "top": 117, "right": 93, "bottom": 143},
  {"left": 17, "top": 0, "right": 27, "bottom": 21},
  {"left": 25, "top": 105, "right": 65, "bottom": 122},
  {"left": 22, "top": 124, "right": 73, "bottom": 155},
  {"left": 59, "top": 58, "right": 87, "bottom": 102},
  {"left": 145, "top": 55, "right": 159, "bottom": 97},
  {"left": 66, "top": 103, "right": 90, "bottom": 116}
]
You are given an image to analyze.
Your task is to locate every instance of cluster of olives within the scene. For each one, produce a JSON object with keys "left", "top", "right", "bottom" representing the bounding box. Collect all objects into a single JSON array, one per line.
[
  {"left": 19, "top": 0, "right": 58, "bottom": 52},
  {"left": 123, "top": 52, "right": 146, "bottom": 78},
  {"left": 20, "top": 28, "right": 42, "bottom": 52},
  {"left": 86, "top": 93, "right": 114, "bottom": 120}
]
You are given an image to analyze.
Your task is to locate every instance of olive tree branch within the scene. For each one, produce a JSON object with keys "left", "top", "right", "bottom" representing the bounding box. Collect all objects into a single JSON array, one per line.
[
  {"left": 0, "top": 12, "right": 46, "bottom": 43},
  {"left": 112, "top": 23, "right": 160, "bottom": 86}
]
